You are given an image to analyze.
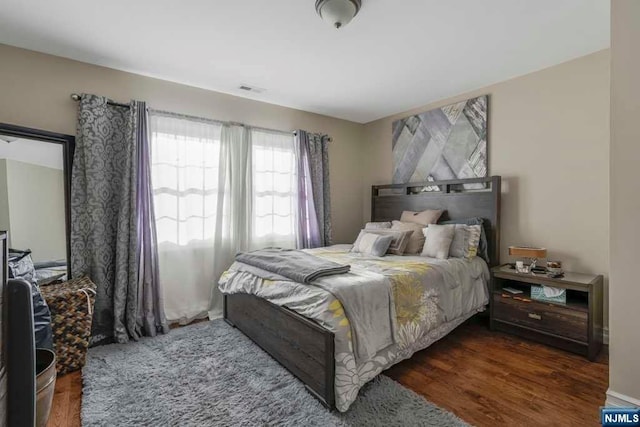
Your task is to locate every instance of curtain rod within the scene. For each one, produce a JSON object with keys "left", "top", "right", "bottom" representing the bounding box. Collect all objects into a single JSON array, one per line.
[
  {"left": 151, "top": 109, "right": 333, "bottom": 141},
  {"left": 70, "top": 93, "right": 130, "bottom": 109},
  {"left": 151, "top": 109, "right": 292, "bottom": 137},
  {"left": 71, "top": 94, "right": 332, "bottom": 141}
]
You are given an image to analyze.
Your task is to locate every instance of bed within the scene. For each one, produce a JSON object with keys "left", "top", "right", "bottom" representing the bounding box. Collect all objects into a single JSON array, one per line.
[{"left": 221, "top": 176, "right": 501, "bottom": 412}]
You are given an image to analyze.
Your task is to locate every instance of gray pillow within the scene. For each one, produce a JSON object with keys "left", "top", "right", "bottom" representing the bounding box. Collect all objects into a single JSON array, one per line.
[
  {"left": 421, "top": 224, "right": 455, "bottom": 259},
  {"left": 439, "top": 217, "right": 490, "bottom": 263},
  {"left": 352, "top": 229, "right": 413, "bottom": 255},
  {"left": 449, "top": 224, "right": 482, "bottom": 259},
  {"left": 351, "top": 231, "right": 394, "bottom": 257}
]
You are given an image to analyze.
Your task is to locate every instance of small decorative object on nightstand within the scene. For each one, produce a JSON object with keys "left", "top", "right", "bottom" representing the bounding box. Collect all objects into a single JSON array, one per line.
[
  {"left": 508, "top": 246, "right": 547, "bottom": 273},
  {"left": 490, "top": 265, "right": 603, "bottom": 361}
]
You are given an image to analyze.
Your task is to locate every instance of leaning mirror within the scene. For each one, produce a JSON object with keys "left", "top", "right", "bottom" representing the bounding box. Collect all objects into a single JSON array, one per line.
[{"left": 0, "top": 125, "right": 73, "bottom": 285}]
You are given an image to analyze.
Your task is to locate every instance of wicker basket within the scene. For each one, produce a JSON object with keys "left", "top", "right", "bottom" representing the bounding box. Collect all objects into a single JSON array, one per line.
[{"left": 40, "top": 277, "right": 96, "bottom": 376}]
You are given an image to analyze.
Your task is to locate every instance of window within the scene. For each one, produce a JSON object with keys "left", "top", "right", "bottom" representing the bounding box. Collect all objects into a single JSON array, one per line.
[
  {"left": 149, "top": 113, "right": 298, "bottom": 322},
  {"left": 250, "top": 129, "right": 297, "bottom": 249},
  {"left": 150, "top": 115, "right": 222, "bottom": 246},
  {"left": 150, "top": 113, "right": 223, "bottom": 323},
  {"left": 150, "top": 119, "right": 297, "bottom": 249}
]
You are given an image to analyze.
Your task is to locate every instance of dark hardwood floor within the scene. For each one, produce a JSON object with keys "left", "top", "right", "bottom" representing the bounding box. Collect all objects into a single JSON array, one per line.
[
  {"left": 47, "top": 319, "right": 608, "bottom": 427},
  {"left": 385, "top": 319, "right": 608, "bottom": 426}
]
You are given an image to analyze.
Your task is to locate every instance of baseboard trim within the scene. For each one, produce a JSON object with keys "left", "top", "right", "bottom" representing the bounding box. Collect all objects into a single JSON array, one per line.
[{"left": 606, "top": 389, "right": 640, "bottom": 408}]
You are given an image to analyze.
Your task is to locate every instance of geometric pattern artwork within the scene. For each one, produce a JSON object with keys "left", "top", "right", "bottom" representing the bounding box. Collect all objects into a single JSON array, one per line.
[{"left": 392, "top": 95, "right": 488, "bottom": 184}]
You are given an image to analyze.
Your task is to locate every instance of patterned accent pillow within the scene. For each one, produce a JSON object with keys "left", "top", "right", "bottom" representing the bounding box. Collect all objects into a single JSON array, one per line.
[
  {"left": 439, "top": 217, "right": 490, "bottom": 263},
  {"left": 421, "top": 224, "right": 455, "bottom": 259},
  {"left": 449, "top": 224, "right": 482, "bottom": 259},
  {"left": 391, "top": 221, "right": 425, "bottom": 255},
  {"left": 400, "top": 209, "right": 444, "bottom": 226},
  {"left": 364, "top": 221, "right": 392, "bottom": 230},
  {"left": 351, "top": 231, "right": 394, "bottom": 257},
  {"left": 352, "top": 229, "right": 413, "bottom": 255}
]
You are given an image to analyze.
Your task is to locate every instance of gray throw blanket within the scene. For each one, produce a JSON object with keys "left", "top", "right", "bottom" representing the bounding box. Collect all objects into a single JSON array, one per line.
[
  {"left": 235, "top": 248, "right": 350, "bottom": 283},
  {"left": 312, "top": 270, "right": 396, "bottom": 361},
  {"left": 232, "top": 249, "right": 394, "bottom": 361}
]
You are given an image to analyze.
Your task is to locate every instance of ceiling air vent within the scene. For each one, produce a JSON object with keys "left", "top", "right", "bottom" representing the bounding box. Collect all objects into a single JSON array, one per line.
[{"left": 238, "top": 84, "right": 265, "bottom": 94}]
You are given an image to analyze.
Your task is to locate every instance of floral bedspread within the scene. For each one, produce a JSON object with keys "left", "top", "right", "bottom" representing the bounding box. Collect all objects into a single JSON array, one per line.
[{"left": 218, "top": 245, "right": 489, "bottom": 412}]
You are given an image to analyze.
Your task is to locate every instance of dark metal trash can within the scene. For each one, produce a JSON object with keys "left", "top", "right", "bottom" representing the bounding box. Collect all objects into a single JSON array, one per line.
[{"left": 35, "top": 348, "right": 56, "bottom": 427}]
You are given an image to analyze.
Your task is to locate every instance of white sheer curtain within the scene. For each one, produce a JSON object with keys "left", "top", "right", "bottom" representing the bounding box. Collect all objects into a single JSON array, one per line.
[
  {"left": 150, "top": 114, "right": 223, "bottom": 324},
  {"left": 208, "top": 124, "right": 252, "bottom": 318},
  {"left": 250, "top": 129, "right": 298, "bottom": 250},
  {"left": 150, "top": 114, "right": 297, "bottom": 323}
]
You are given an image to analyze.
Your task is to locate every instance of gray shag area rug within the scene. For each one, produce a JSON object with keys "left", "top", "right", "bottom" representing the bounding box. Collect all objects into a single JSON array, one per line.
[{"left": 83, "top": 319, "right": 468, "bottom": 426}]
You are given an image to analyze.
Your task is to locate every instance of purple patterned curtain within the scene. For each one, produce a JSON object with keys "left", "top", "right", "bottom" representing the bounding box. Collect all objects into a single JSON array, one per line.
[
  {"left": 295, "top": 130, "right": 332, "bottom": 248},
  {"left": 135, "top": 101, "right": 169, "bottom": 337},
  {"left": 71, "top": 95, "right": 167, "bottom": 344},
  {"left": 72, "top": 95, "right": 138, "bottom": 344}
]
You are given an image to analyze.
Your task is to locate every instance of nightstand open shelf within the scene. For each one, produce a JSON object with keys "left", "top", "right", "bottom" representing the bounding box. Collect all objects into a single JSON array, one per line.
[
  {"left": 490, "top": 265, "right": 603, "bottom": 361},
  {"left": 493, "top": 280, "right": 589, "bottom": 312}
]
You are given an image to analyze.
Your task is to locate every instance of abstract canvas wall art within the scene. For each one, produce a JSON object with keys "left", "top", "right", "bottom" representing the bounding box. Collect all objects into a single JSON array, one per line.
[{"left": 392, "top": 95, "right": 487, "bottom": 184}]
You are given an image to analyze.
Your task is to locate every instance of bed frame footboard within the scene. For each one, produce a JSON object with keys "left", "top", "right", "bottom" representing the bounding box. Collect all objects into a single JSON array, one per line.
[{"left": 224, "top": 293, "right": 335, "bottom": 409}]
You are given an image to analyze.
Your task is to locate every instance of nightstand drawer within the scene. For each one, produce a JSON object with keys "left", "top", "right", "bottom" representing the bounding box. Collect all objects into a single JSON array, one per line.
[{"left": 492, "top": 294, "right": 588, "bottom": 343}]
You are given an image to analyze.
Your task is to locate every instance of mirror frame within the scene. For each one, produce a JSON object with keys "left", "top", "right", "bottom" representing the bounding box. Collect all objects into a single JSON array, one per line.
[{"left": 0, "top": 122, "right": 75, "bottom": 280}]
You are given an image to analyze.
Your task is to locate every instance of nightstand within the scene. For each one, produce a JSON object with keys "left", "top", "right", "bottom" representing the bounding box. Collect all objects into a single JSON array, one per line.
[{"left": 490, "top": 265, "right": 603, "bottom": 361}]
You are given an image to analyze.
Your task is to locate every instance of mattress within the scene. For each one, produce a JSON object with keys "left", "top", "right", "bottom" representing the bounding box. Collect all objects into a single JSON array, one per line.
[{"left": 219, "top": 244, "right": 489, "bottom": 412}]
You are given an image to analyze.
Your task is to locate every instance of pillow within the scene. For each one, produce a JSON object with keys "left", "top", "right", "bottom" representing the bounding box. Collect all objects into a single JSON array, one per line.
[
  {"left": 351, "top": 231, "right": 394, "bottom": 257},
  {"left": 364, "top": 221, "right": 392, "bottom": 230},
  {"left": 421, "top": 224, "right": 455, "bottom": 259},
  {"left": 439, "top": 217, "right": 490, "bottom": 262},
  {"left": 449, "top": 224, "right": 482, "bottom": 259},
  {"left": 391, "top": 221, "right": 425, "bottom": 255},
  {"left": 400, "top": 209, "right": 444, "bottom": 226},
  {"left": 352, "top": 229, "right": 413, "bottom": 255}
]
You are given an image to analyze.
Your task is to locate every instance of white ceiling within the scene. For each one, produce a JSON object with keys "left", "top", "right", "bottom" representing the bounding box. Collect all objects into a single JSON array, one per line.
[{"left": 0, "top": 0, "right": 609, "bottom": 123}]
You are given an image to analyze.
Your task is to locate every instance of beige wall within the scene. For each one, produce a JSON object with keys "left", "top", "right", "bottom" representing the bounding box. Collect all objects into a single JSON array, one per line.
[
  {"left": 0, "top": 43, "right": 365, "bottom": 245},
  {"left": 608, "top": 0, "right": 640, "bottom": 406},
  {"left": 4, "top": 159, "right": 67, "bottom": 262},
  {"left": 363, "top": 50, "right": 610, "bottom": 323}
]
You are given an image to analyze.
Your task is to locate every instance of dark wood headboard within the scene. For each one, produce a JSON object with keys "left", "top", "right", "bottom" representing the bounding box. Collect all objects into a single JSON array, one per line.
[{"left": 371, "top": 176, "right": 501, "bottom": 266}]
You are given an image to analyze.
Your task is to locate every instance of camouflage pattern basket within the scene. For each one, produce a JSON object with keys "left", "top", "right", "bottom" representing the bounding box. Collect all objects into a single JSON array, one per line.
[{"left": 40, "top": 276, "right": 96, "bottom": 376}]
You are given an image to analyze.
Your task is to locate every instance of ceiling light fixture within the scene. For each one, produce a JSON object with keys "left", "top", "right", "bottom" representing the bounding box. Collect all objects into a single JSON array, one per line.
[{"left": 315, "top": 0, "right": 362, "bottom": 29}]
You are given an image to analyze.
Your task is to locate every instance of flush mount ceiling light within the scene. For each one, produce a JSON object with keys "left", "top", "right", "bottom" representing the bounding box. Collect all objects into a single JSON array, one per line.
[{"left": 315, "top": 0, "right": 362, "bottom": 29}]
